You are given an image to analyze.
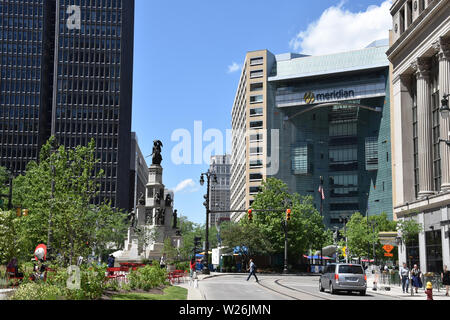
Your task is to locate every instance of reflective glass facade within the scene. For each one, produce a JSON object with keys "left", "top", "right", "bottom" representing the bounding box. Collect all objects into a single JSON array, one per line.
[
  {"left": 268, "top": 67, "right": 393, "bottom": 228},
  {"left": 0, "top": 0, "right": 134, "bottom": 210}
]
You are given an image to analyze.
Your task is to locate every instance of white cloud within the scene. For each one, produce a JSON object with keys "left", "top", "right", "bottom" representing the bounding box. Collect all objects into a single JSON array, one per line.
[
  {"left": 227, "top": 62, "right": 242, "bottom": 74},
  {"left": 173, "top": 179, "right": 199, "bottom": 194},
  {"left": 289, "top": 0, "right": 392, "bottom": 56}
]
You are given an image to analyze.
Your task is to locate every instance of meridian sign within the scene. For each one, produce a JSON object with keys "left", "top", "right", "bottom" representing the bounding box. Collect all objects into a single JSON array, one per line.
[{"left": 275, "top": 80, "right": 386, "bottom": 108}]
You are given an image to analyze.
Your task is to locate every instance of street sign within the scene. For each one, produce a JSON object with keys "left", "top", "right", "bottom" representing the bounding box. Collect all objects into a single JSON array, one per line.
[{"left": 384, "top": 253, "right": 394, "bottom": 257}]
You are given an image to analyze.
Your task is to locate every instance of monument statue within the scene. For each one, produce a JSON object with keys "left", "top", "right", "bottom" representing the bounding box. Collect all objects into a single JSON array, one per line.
[
  {"left": 173, "top": 209, "right": 178, "bottom": 229},
  {"left": 154, "top": 190, "right": 161, "bottom": 204},
  {"left": 138, "top": 192, "right": 145, "bottom": 206},
  {"left": 128, "top": 211, "right": 137, "bottom": 229},
  {"left": 155, "top": 208, "right": 165, "bottom": 225},
  {"left": 165, "top": 194, "right": 173, "bottom": 207},
  {"left": 151, "top": 140, "right": 163, "bottom": 165}
]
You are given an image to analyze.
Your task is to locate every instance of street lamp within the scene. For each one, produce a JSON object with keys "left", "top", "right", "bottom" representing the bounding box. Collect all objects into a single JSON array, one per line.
[
  {"left": 199, "top": 170, "right": 218, "bottom": 275},
  {"left": 440, "top": 93, "right": 450, "bottom": 146}
]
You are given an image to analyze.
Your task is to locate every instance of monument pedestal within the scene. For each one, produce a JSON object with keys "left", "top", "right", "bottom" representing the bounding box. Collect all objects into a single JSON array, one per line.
[{"left": 113, "top": 162, "right": 181, "bottom": 264}]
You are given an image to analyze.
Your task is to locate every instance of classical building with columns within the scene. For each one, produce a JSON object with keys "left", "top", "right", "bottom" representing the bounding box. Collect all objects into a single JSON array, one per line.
[{"left": 387, "top": 0, "right": 450, "bottom": 273}]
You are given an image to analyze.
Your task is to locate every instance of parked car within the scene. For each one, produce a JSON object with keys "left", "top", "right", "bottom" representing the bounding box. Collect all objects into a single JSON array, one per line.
[{"left": 319, "top": 263, "right": 367, "bottom": 295}]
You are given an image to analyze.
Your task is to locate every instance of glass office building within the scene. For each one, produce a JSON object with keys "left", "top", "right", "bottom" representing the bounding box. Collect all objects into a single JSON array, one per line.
[
  {"left": 0, "top": 0, "right": 135, "bottom": 210},
  {"left": 230, "top": 41, "right": 393, "bottom": 227}
]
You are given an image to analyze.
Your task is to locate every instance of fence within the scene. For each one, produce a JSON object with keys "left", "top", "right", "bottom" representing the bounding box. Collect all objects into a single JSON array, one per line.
[{"left": 378, "top": 271, "right": 443, "bottom": 291}]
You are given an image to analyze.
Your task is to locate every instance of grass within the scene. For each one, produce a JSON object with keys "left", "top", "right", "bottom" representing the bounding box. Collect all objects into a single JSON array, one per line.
[{"left": 111, "top": 286, "right": 187, "bottom": 300}]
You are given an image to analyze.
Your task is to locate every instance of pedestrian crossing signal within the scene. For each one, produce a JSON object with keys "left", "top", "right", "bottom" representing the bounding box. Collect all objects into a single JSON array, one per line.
[
  {"left": 286, "top": 209, "right": 292, "bottom": 221},
  {"left": 247, "top": 209, "right": 253, "bottom": 221}
]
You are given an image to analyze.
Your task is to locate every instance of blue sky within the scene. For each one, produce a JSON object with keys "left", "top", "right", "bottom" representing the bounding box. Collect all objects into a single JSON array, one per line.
[{"left": 131, "top": 0, "right": 392, "bottom": 224}]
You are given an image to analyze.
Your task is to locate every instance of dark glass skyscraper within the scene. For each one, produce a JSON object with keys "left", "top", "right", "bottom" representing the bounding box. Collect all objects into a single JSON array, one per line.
[{"left": 0, "top": 0, "right": 135, "bottom": 210}]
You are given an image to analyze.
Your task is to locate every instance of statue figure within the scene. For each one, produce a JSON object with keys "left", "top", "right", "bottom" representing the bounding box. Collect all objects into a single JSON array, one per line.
[
  {"left": 128, "top": 211, "right": 137, "bottom": 229},
  {"left": 151, "top": 140, "right": 163, "bottom": 165},
  {"left": 155, "top": 208, "right": 165, "bottom": 225},
  {"left": 138, "top": 192, "right": 145, "bottom": 206},
  {"left": 154, "top": 190, "right": 161, "bottom": 204},
  {"left": 145, "top": 208, "right": 153, "bottom": 225},
  {"left": 172, "top": 209, "right": 178, "bottom": 229},
  {"left": 165, "top": 194, "right": 173, "bottom": 207}
]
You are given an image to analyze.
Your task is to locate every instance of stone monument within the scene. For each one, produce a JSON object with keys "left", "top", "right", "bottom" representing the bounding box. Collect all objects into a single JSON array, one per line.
[{"left": 113, "top": 140, "right": 182, "bottom": 263}]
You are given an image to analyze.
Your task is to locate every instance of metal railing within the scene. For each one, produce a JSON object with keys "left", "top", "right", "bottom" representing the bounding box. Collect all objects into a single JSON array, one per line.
[{"left": 378, "top": 271, "right": 443, "bottom": 292}]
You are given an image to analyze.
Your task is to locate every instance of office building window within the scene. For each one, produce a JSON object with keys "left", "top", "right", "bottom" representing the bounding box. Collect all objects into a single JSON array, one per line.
[
  {"left": 250, "top": 70, "right": 263, "bottom": 79},
  {"left": 249, "top": 146, "right": 263, "bottom": 155},
  {"left": 431, "top": 59, "right": 440, "bottom": 191},
  {"left": 426, "top": 230, "right": 442, "bottom": 273},
  {"left": 250, "top": 83, "right": 263, "bottom": 92},
  {"left": 365, "top": 137, "right": 378, "bottom": 171},
  {"left": 250, "top": 57, "right": 263, "bottom": 66},
  {"left": 291, "top": 143, "right": 312, "bottom": 175},
  {"left": 250, "top": 121, "right": 263, "bottom": 128},
  {"left": 249, "top": 173, "right": 263, "bottom": 181},
  {"left": 250, "top": 108, "right": 263, "bottom": 116},
  {"left": 250, "top": 95, "right": 263, "bottom": 104},
  {"left": 250, "top": 133, "right": 263, "bottom": 142},
  {"left": 249, "top": 159, "right": 263, "bottom": 168}
]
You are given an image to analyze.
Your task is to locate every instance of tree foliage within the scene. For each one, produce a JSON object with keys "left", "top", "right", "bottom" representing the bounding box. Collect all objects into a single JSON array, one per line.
[
  {"left": 247, "top": 178, "right": 327, "bottom": 260},
  {"left": 9, "top": 137, "right": 127, "bottom": 265},
  {"left": 397, "top": 218, "right": 422, "bottom": 245}
]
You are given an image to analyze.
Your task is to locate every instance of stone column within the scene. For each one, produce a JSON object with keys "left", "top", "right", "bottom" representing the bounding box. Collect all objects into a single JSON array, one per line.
[
  {"left": 418, "top": 212, "right": 427, "bottom": 273},
  {"left": 412, "top": 57, "right": 434, "bottom": 198},
  {"left": 437, "top": 37, "right": 450, "bottom": 191},
  {"left": 441, "top": 206, "right": 450, "bottom": 269}
]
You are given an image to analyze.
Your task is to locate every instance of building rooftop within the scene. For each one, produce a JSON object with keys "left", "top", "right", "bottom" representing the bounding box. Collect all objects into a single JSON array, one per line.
[{"left": 269, "top": 42, "right": 389, "bottom": 81}]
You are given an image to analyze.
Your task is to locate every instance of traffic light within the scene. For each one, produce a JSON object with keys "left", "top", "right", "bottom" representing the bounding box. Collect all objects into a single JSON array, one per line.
[
  {"left": 16, "top": 208, "right": 21, "bottom": 217},
  {"left": 286, "top": 208, "right": 292, "bottom": 221},
  {"left": 22, "top": 209, "right": 29, "bottom": 216},
  {"left": 193, "top": 236, "right": 202, "bottom": 253},
  {"left": 247, "top": 209, "right": 253, "bottom": 221}
]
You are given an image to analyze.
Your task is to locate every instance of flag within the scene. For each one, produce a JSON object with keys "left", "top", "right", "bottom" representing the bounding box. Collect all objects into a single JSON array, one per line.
[{"left": 318, "top": 185, "right": 325, "bottom": 200}]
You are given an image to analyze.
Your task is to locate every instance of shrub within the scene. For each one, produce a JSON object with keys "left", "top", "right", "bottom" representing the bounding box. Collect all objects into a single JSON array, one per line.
[
  {"left": 127, "top": 265, "right": 168, "bottom": 291},
  {"left": 175, "top": 261, "right": 189, "bottom": 271},
  {"left": 11, "top": 282, "right": 65, "bottom": 300}
]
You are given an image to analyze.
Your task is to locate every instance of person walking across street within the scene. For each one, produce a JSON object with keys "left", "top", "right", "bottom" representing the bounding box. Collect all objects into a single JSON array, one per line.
[
  {"left": 400, "top": 263, "right": 410, "bottom": 294},
  {"left": 246, "top": 259, "right": 258, "bottom": 282},
  {"left": 441, "top": 265, "right": 450, "bottom": 296},
  {"left": 411, "top": 264, "right": 422, "bottom": 293}
]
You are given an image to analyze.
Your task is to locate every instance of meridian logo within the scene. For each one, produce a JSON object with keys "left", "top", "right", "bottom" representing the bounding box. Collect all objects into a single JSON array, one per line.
[{"left": 304, "top": 92, "right": 315, "bottom": 104}]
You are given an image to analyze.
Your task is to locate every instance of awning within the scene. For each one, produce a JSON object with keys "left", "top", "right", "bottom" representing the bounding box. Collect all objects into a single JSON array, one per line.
[{"left": 303, "top": 255, "right": 331, "bottom": 260}]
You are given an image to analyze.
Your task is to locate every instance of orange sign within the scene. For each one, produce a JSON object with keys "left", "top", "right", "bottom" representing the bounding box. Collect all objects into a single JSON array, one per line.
[
  {"left": 384, "top": 253, "right": 394, "bottom": 257},
  {"left": 383, "top": 245, "right": 394, "bottom": 254}
]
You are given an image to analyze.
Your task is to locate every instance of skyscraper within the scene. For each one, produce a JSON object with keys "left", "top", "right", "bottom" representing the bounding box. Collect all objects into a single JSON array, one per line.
[
  {"left": 230, "top": 42, "right": 393, "bottom": 228},
  {"left": 0, "top": 0, "right": 135, "bottom": 210},
  {"left": 209, "top": 154, "right": 231, "bottom": 227}
]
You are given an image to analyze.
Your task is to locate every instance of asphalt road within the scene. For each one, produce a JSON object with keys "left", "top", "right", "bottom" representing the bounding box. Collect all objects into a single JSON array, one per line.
[{"left": 199, "top": 274, "right": 401, "bottom": 300}]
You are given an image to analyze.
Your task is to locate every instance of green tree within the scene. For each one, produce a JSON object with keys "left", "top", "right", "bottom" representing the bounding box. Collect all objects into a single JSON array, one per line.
[
  {"left": 11, "top": 137, "right": 127, "bottom": 265},
  {"left": 341, "top": 212, "right": 372, "bottom": 260},
  {"left": 397, "top": 218, "right": 423, "bottom": 245},
  {"left": 250, "top": 178, "right": 327, "bottom": 262}
]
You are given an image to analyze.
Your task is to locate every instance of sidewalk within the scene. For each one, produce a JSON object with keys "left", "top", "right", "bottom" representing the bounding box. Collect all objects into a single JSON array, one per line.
[
  {"left": 174, "top": 272, "right": 223, "bottom": 300},
  {"left": 367, "top": 275, "right": 450, "bottom": 300}
]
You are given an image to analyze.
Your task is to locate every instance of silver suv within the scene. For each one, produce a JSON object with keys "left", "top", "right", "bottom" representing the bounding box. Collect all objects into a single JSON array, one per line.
[{"left": 319, "top": 263, "right": 367, "bottom": 295}]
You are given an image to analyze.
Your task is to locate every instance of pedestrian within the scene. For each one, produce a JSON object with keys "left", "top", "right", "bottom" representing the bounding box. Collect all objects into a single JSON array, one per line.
[
  {"left": 425, "top": 281, "right": 433, "bottom": 300},
  {"left": 246, "top": 259, "right": 259, "bottom": 282},
  {"left": 189, "top": 258, "right": 196, "bottom": 278},
  {"left": 107, "top": 254, "right": 115, "bottom": 268},
  {"left": 160, "top": 255, "right": 166, "bottom": 269},
  {"left": 411, "top": 264, "right": 422, "bottom": 293},
  {"left": 441, "top": 265, "right": 450, "bottom": 296},
  {"left": 107, "top": 254, "right": 115, "bottom": 276},
  {"left": 399, "top": 262, "right": 410, "bottom": 294}
]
